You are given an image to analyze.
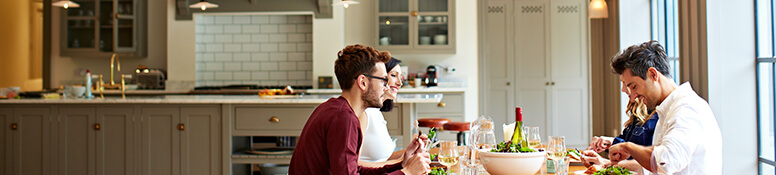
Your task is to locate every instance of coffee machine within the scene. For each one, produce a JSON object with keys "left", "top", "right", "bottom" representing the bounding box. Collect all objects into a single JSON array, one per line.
[{"left": 425, "top": 65, "right": 437, "bottom": 87}]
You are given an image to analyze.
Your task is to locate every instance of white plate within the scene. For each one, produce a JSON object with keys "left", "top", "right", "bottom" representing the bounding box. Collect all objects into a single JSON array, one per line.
[{"left": 573, "top": 170, "right": 587, "bottom": 174}]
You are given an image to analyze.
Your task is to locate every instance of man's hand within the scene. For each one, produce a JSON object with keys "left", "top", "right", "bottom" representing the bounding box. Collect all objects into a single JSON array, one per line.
[
  {"left": 403, "top": 134, "right": 429, "bottom": 167},
  {"left": 608, "top": 142, "right": 631, "bottom": 165},
  {"left": 400, "top": 153, "right": 431, "bottom": 175},
  {"left": 581, "top": 150, "right": 610, "bottom": 167},
  {"left": 587, "top": 136, "right": 613, "bottom": 153}
]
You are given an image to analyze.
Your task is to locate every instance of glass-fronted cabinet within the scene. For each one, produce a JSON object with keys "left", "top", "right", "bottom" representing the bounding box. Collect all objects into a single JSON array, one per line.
[
  {"left": 60, "top": 0, "right": 146, "bottom": 57},
  {"left": 376, "top": 0, "right": 455, "bottom": 54}
]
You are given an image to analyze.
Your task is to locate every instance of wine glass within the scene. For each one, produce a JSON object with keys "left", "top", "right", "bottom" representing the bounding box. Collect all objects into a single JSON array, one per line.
[
  {"left": 528, "top": 126, "right": 542, "bottom": 149},
  {"left": 547, "top": 136, "right": 567, "bottom": 175},
  {"left": 438, "top": 140, "right": 459, "bottom": 169}
]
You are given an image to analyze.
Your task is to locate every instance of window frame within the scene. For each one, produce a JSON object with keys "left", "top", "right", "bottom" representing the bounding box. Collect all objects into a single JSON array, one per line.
[
  {"left": 756, "top": 0, "right": 776, "bottom": 173},
  {"left": 650, "top": 0, "right": 680, "bottom": 85}
]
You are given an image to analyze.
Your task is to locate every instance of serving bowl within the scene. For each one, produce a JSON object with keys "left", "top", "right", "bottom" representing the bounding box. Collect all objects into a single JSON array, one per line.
[{"left": 479, "top": 149, "right": 546, "bottom": 175}]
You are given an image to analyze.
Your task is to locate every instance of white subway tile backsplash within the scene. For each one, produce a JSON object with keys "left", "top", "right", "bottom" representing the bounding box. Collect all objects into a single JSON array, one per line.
[
  {"left": 260, "top": 43, "right": 278, "bottom": 52},
  {"left": 269, "top": 34, "right": 288, "bottom": 42},
  {"left": 233, "top": 34, "right": 251, "bottom": 43},
  {"left": 260, "top": 25, "right": 278, "bottom": 33},
  {"left": 242, "top": 25, "right": 261, "bottom": 33},
  {"left": 242, "top": 62, "right": 261, "bottom": 71},
  {"left": 233, "top": 72, "right": 251, "bottom": 80},
  {"left": 233, "top": 16, "right": 251, "bottom": 24},
  {"left": 278, "top": 24, "right": 297, "bottom": 33},
  {"left": 251, "top": 16, "right": 269, "bottom": 24},
  {"left": 269, "top": 16, "right": 287, "bottom": 24},
  {"left": 196, "top": 14, "right": 313, "bottom": 86},
  {"left": 278, "top": 43, "right": 297, "bottom": 52},
  {"left": 215, "top": 53, "right": 232, "bottom": 61},
  {"left": 224, "top": 62, "right": 242, "bottom": 71},
  {"left": 214, "top": 16, "right": 233, "bottom": 24},
  {"left": 215, "top": 72, "right": 233, "bottom": 80},
  {"left": 215, "top": 34, "right": 233, "bottom": 43},
  {"left": 242, "top": 44, "right": 261, "bottom": 52},
  {"left": 269, "top": 53, "right": 288, "bottom": 61},
  {"left": 233, "top": 53, "right": 251, "bottom": 61},
  {"left": 269, "top": 72, "right": 288, "bottom": 80},
  {"left": 224, "top": 44, "right": 242, "bottom": 52}
]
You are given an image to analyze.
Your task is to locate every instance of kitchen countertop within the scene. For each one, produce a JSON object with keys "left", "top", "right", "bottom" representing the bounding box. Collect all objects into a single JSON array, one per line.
[
  {"left": 305, "top": 87, "right": 466, "bottom": 94},
  {"left": 0, "top": 94, "right": 443, "bottom": 104}
]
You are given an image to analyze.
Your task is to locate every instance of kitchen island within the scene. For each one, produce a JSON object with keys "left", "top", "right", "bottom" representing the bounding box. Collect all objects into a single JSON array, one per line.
[{"left": 0, "top": 94, "right": 442, "bottom": 175}]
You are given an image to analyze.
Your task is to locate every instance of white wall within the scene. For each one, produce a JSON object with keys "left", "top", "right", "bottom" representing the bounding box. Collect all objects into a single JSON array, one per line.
[
  {"left": 167, "top": 0, "right": 196, "bottom": 83},
  {"left": 345, "top": 0, "right": 479, "bottom": 121},
  {"left": 706, "top": 0, "right": 757, "bottom": 174}
]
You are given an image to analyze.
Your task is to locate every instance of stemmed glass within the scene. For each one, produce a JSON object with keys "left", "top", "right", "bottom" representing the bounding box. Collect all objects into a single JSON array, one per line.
[
  {"left": 528, "top": 126, "right": 542, "bottom": 149},
  {"left": 438, "top": 140, "right": 459, "bottom": 170},
  {"left": 547, "top": 136, "right": 567, "bottom": 175}
]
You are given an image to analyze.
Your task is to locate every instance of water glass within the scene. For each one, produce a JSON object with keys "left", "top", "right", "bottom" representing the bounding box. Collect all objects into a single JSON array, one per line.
[
  {"left": 554, "top": 156, "right": 570, "bottom": 175},
  {"left": 547, "top": 136, "right": 567, "bottom": 175}
]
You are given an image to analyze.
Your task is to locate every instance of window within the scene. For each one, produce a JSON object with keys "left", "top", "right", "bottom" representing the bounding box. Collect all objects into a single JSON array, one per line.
[
  {"left": 650, "top": 0, "right": 680, "bottom": 85},
  {"left": 757, "top": 0, "right": 776, "bottom": 174}
]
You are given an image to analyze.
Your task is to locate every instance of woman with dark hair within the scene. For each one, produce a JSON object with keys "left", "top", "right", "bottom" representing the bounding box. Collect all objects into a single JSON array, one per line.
[{"left": 358, "top": 57, "right": 405, "bottom": 167}]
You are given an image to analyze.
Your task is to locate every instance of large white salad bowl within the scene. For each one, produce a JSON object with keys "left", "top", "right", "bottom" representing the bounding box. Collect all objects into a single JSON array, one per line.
[{"left": 478, "top": 149, "right": 546, "bottom": 175}]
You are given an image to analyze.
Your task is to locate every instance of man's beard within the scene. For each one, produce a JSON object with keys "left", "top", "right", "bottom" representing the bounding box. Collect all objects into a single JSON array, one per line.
[{"left": 362, "top": 86, "right": 384, "bottom": 108}]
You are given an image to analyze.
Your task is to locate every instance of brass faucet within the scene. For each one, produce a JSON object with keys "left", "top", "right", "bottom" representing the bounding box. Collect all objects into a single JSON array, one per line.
[
  {"left": 104, "top": 53, "right": 121, "bottom": 89},
  {"left": 121, "top": 74, "right": 132, "bottom": 99},
  {"left": 91, "top": 74, "right": 104, "bottom": 99}
]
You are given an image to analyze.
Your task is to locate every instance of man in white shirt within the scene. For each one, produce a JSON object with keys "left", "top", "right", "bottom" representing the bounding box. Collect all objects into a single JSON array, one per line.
[{"left": 607, "top": 41, "right": 722, "bottom": 174}]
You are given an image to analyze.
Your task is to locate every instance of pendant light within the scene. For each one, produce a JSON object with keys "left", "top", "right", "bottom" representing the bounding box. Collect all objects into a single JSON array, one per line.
[
  {"left": 189, "top": 0, "right": 219, "bottom": 11},
  {"left": 52, "top": 0, "right": 80, "bottom": 9},
  {"left": 332, "top": 0, "right": 359, "bottom": 8},
  {"left": 589, "top": 0, "right": 608, "bottom": 19}
]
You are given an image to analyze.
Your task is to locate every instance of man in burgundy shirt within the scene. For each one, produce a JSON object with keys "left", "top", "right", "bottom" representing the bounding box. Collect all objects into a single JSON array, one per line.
[{"left": 289, "top": 45, "right": 431, "bottom": 175}]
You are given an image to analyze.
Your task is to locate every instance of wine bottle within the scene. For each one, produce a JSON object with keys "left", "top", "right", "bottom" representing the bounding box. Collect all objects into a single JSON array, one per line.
[{"left": 511, "top": 107, "right": 528, "bottom": 147}]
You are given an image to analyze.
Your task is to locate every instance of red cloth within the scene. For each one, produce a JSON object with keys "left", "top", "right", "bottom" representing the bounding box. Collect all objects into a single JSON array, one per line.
[{"left": 289, "top": 96, "right": 404, "bottom": 175}]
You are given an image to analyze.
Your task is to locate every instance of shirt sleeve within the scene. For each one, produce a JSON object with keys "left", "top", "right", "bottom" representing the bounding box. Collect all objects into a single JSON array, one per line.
[
  {"left": 651, "top": 108, "right": 701, "bottom": 174},
  {"left": 358, "top": 162, "right": 405, "bottom": 175},
  {"left": 327, "top": 110, "right": 362, "bottom": 174}
]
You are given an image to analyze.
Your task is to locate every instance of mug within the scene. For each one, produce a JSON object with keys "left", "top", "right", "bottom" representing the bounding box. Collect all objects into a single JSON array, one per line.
[
  {"left": 379, "top": 37, "right": 391, "bottom": 45},
  {"left": 419, "top": 36, "right": 431, "bottom": 45}
]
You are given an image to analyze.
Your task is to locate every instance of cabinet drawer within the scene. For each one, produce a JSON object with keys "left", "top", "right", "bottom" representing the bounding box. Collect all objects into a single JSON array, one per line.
[
  {"left": 416, "top": 93, "right": 463, "bottom": 113},
  {"left": 233, "top": 106, "right": 315, "bottom": 134}
]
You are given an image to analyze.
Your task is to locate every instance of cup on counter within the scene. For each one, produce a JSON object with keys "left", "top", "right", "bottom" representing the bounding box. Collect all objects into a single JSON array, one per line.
[{"left": 414, "top": 78, "right": 422, "bottom": 88}]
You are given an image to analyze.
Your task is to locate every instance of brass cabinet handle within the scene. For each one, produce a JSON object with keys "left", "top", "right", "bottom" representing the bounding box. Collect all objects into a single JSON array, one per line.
[
  {"left": 178, "top": 123, "right": 185, "bottom": 131},
  {"left": 545, "top": 82, "right": 550, "bottom": 86},
  {"left": 506, "top": 82, "right": 511, "bottom": 86},
  {"left": 551, "top": 82, "right": 555, "bottom": 85},
  {"left": 115, "top": 13, "right": 120, "bottom": 18},
  {"left": 10, "top": 123, "right": 17, "bottom": 130},
  {"left": 411, "top": 11, "right": 418, "bottom": 17},
  {"left": 269, "top": 116, "right": 280, "bottom": 123},
  {"left": 437, "top": 102, "right": 447, "bottom": 107},
  {"left": 94, "top": 123, "right": 101, "bottom": 130}
]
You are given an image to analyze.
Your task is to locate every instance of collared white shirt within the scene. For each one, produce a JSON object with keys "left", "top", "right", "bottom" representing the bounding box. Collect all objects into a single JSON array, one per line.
[
  {"left": 359, "top": 108, "right": 397, "bottom": 162},
  {"left": 647, "top": 83, "right": 722, "bottom": 175}
]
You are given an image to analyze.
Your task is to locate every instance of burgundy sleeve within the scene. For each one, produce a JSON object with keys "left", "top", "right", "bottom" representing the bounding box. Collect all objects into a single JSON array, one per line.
[
  {"left": 358, "top": 162, "right": 405, "bottom": 175},
  {"left": 326, "top": 109, "right": 362, "bottom": 174}
]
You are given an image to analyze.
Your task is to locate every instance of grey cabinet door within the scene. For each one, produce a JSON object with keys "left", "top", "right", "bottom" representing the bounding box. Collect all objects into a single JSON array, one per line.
[
  {"left": 95, "top": 107, "right": 134, "bottom": 175},
  {"left": 141, "top": 107, "right": 180, "bottom": 175},
  {"left": 13, "top": 107, "right": 52, "bottom": 175},
  {"left": 58, "top": 107, "right": 97, "bottom": 175},
  {"left": 180, "top": 106, "right": 220, "bottom": 175},
  {"left": 0, "top": 108, "right": 10, "bottom": 175}
]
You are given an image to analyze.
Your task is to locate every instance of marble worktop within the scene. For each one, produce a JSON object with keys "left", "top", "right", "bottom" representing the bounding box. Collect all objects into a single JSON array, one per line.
[
  {"left": 0, "top": 94, "right": 443, "bottom": 104},
  {"left": 305, "top": 87, "right": 466, "bottom": 94}
]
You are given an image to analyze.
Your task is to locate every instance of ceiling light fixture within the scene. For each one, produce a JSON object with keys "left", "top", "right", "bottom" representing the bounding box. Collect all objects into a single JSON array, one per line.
[
  {"left": 52, "top": 0, "right": 80, "bottom": 9},
  {"left": 332, "top": 0, "right": 359, "bottom": 8},
  {"left": 589, "top": 0, "right": 608, "bottom": 19},
  {"left": 189, "top": 0, "right": 219, "bottom": 11}
]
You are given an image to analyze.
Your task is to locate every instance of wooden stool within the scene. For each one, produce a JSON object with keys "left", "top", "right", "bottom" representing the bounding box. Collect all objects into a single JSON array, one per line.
[
  {"left": 417, "top": 118, "right": 450, "bottom": 143},
  {"left": 443, "top": 122, "right": 471, "bottom": 146}
]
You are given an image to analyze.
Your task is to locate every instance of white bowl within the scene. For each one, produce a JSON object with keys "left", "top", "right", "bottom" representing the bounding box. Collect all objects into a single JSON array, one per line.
[{"left": 479, "top": 149, "right": 546, "bottom": 175}]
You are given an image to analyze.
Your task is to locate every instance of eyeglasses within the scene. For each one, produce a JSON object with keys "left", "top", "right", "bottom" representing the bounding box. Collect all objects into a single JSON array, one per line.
[{"left": 361, "top": 74, "right": 389, "bottom": 87}]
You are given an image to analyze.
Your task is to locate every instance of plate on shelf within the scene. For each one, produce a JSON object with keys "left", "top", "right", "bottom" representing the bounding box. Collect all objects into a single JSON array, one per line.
[{"left": 245, "top": 147, "right": 294, "bottom": 155}]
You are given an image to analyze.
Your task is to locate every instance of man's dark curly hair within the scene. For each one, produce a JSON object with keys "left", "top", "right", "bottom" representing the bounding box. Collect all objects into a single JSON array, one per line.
[
  {"left": 611, "top": 40, "right": 672, "bottom": 80},
  {"left": 335, "top": 44, "right": 391, "bottom": 90}
]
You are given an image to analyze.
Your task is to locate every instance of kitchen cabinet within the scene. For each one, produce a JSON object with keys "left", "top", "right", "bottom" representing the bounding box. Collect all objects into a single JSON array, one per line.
[
  {"left": 59, "top": 0, "right": 147, "bottom": 57},
  {"left": 0, "top": 108, "right": 10, "bottom": 175},
  {"left": 140, "top": 105, "right": 221, "bottom": 175},
  {"left": 482, "top": 0, "right": 590, "bottom": 148},
  {"left": 0, "top": 106, "right": 54, "bottom": 175},
  {"left": 57, "top": 106, "right": 135, "bottom": 175},
  {"left": 375, "top": 0, "right": 456, "bottom": 54}
]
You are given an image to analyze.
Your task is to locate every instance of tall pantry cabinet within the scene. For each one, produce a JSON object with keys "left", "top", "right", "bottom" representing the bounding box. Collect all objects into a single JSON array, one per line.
[{"left": 482, "top": 0, "right": 590, "bottom": 148}]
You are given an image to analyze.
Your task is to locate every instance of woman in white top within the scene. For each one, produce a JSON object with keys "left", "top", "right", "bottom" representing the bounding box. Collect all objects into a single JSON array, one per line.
[{"left": 358, "top": 57, "right": 404, "bottom": 166}]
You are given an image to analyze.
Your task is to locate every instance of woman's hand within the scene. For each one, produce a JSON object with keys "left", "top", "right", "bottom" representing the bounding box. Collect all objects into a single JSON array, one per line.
[
  {"left": 581, "top": 150, "right": 610, "bottom": 167},
  {"left": 586, "top": 136, "right": 613, "bottom": 153}
]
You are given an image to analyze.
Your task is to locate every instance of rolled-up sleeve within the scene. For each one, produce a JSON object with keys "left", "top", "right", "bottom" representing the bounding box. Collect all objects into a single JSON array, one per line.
[{"left": 652, "top": 108, "right": 701, "bottom": 174}]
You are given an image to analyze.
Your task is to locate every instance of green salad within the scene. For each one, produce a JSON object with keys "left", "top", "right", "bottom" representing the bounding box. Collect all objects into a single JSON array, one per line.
[
  {"left": 489, "top": 141, "right": 536, "bottom": 153},
  {"left": 429, "top": 167, "right": 452, "bottom": 175},
  {"left": 593, "top": 166, "right": 632, "bottom": 175}
]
